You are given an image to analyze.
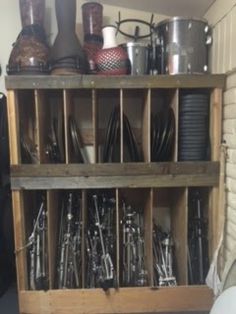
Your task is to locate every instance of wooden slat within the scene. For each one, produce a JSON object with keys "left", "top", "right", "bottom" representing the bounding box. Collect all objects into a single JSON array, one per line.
[
  {"left": 171, "top": 188, "right": 188, "bottom": 285},
  {"left": 5, "top": 74, "right": 226, "bottom": 90},
  {"left": 11, "top": 161, "right": 219, "bottom": 177},
  {"left": 92, "top": 89, "right": 98, "bottom": 163},
  {"left": 170, "top": 89, "right": 179, "bottom": 162},
  {"left": 19, "top": 286, "right": 213, "bottom": 314},
  {"left": 35, "top": 90, "right": 50, "bottom": 163},
  {"left": 116, "top": 189, "right": 120, "bottom": 287},
  {"left": 12, "top": 191, "right": 28, "bottom": 291},
  {"left": 63, "top": 90, "right": 73, "bottom": 164},
  {"left": 10, "top": 162, "right": 219, "bottom": 190},
  {"left": 142, "top": 89, "right": 151, "bottom": 162},
  {"left": 208, "top": 88, "right": 223, "bottom": 257},
  {"left": 11, "top": 173, "right": 219, "bottom": 190},
  {"left": 47, "top": 191, "right": 59, "bottom": 289},
  {"left": 81, "top": 190, "right": 87, "bottom": 289},
  {"left": 210, "top": 88, "right": 222, "bottom": 161},
  {"left": 7, "top": 90, "right": 21, "bottom": 164},
  {"left": 120, "top": 89, "right": 124, "bottom": 163},
  {"left": 145, "top": 189, "right": 153, "bottom": 286}
]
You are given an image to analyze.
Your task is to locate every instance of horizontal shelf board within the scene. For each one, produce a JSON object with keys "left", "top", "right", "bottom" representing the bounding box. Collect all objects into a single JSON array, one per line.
[
  {"left": 11, "top": 162, "right": 219, "bottom": 190},
  {"left": 19, "top": 286, "right": 213, "bottom": 313},
  {"left": 5, "top": 74, "right": 225, "bottom": 90}
]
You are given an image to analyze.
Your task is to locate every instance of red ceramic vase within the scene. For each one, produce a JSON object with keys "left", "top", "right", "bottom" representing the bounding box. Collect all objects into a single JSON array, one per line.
[{"left": 95, "top": 26, "right": 129, "bottom": 75}]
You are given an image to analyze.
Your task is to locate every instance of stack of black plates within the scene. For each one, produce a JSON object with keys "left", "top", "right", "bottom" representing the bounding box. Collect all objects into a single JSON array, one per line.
[
  {"left": 151, "top": 107, "right": 175, "bottom": 162},
  {"left": 178, "top": 93, "right": 209, "bottom": 161}
]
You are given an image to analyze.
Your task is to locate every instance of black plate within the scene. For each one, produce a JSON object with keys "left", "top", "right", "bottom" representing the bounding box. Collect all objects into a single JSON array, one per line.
[
  {"left": 179, "top": 129, "right": 208, "bottom": 134},
  {"left": 181, "top": 95, "right": 208, "bottom": 100},
  {"left": 69, "top": 116, "right": 87, "bottom": 163}
]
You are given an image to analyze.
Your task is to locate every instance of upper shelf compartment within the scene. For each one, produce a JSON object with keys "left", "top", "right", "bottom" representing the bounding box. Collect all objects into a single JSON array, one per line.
[{"left": 5, "top": 74, "right": 225, "bottom": 90}]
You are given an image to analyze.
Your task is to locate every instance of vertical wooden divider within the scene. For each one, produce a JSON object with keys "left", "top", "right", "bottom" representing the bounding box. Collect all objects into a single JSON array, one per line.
[
  {"left": 34, "top": 90, "right": 41, "bottom": 163},
  {"left": 34, "top": 90, "right": 49, "bottom": 163},
  {"left": 116, "top": 188, "right": 120, "bottom": 287},
  {"left": 81, "top": 189, "right": 87, "bottom": 288},
  {"left": 171, "top": 187, "right": 188, "bottom": 285},
  {"left": 92, "top": 89, "right": 98, "bottom": 163},
  {"left": 120, "top": 89, "right": 124, "bottom": 163},
  {"left": 210, "top": 88, "right": 222, "bottom": 162},
  {"left": 12, "top": 191, "right": 28, "bottom": 291},
  {"left": 63, "top": 90, "right": 73, "bottom": 164},
  {"left": 47, "top": 190, "right": 59, "bottom": 289},
  {"left": 142, "top": 89, "right": 151, "bottom": 162},
  {"left": 170, "top": 89, "right": 179, "bottom": 162},
  {"left": 7, "top": 90, "right": 28, "bottom": 290},
  {"left": 208, "top": 88, "right": 223, "bottom": 256},
  {"left": 7, "top": 90, "right": 21, "bottom": 164},
  {"left": 145, "top": 188, "right": 153, "bottom": 286}
]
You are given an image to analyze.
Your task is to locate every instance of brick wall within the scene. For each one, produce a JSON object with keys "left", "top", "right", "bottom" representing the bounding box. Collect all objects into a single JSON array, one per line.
[
  {"left": 224, "top": 73, "right": 236, "bottom": 265},
  {"left": 205, "top": 1, "right": 236, "bottom": 278}
]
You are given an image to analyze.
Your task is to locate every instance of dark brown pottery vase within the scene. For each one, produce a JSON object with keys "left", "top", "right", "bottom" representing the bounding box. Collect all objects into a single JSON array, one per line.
[
  {"left": 7, "top": 0, "right": 49, "bottom": 75},
  {"left": 95, "top": 26, "right": 129, "bottom": 75},
  {"left": 50, "top": 0, "right": 88, "bottom": 75},
  {"left": 82, "top": 2, "right": 103, "bottom": 73}
]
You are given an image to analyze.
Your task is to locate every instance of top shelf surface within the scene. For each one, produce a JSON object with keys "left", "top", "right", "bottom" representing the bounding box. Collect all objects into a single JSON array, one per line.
[{"left": 5, "top": 74, "right": 226, "bottom": 90}]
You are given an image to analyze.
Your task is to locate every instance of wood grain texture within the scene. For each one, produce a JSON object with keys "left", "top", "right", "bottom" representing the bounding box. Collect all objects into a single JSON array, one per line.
[
  {"left": 47, "top": 191, "right": 59, "bottom": 289},
  {"left": 210, "top": 89, "right": 222, "bottom": 161},
  {"left": 142, "top": 89, "right": 151, "bottom": 162},
  {"left": 12, "top": 191, "right": 28, "bottom": 291},
  {"left": 171, "top": 188, "right": 188, "bottom": 285},
  {"left": 11, "top": 162, "right": 219, "bottom": 177},
  {"left": 11, "top": 174, "right": 219, "bottom": 190},
  {"left": 5, "top": 74, "right": 226, "bottom": 90},
  {"left": 18, "top": 286, "right": 213, "bottom": 314},
  {"left": 7, "top": 90, "right": 21, "bottom": 164},
  {"left": 10, "top": 162, "right": 219, "bottom": 190},
  {"left": 92, "top": 89, "right": 98, "bottom": 163}
]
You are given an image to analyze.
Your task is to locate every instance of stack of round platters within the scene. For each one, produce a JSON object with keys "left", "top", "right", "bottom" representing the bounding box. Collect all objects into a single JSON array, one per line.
[
  {"left": 151, "top": 107, "right": 175, "bottom": 162},
  {"left": 178, "top": 93, "right": 209, "bottom": 161}
]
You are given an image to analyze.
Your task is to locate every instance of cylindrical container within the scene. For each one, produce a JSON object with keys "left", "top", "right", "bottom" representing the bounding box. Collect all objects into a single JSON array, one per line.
[
  {"left": 82, "top": 2, "right": 103, "bottom": 41},
  {"left": 20, "top": 0, "right": 45, "bottom": 27},
  {"left": 121, "top": 42, "right": 149, "bottom": 75},
  {"left": 156, "top": 17, "right": 212, "bottom": 74},
  {"left": 82, "top": 2, "right": 103, "bottom": 73},
  {"left": 95, "top": 25, "right": 129, "bottom": 75}
]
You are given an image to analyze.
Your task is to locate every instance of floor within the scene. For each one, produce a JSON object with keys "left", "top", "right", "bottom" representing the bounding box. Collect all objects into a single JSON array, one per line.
[{"left": 0, "top": 284, "right": 19, "bottom": 314}]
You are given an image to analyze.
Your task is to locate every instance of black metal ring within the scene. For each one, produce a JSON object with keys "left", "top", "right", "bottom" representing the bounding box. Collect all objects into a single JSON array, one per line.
[{"left": 116, "top": 12, "right": 154, "bottom": 39}]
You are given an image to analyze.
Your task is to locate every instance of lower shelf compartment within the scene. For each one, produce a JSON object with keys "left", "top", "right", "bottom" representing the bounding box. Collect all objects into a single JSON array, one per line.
[{"left": 18, "top": 286, "right": 213, "bottom": 314}]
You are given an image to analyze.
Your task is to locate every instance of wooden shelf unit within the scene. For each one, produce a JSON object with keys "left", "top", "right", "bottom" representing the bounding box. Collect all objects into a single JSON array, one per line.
[{"left": 6, "top": 74, "right": 225, "bottom": 314}]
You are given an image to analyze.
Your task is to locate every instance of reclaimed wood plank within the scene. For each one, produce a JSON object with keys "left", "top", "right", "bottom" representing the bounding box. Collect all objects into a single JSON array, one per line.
[
  {"left": 12, "top": 191, "right": 28, "bottom": 291},
  {"left": 11, "top": 173, "right": 219, "bottom": 190},
  {"left": 210, "top": 88, "right": 222, "bottom": 162},
  {"left": 7, "top": 90, "right": 21, "bottom": 164},
  {"left": 11, "top": 161, "right": 219, "bottom": 177},
  {"left": 171, "top": 188, "right": 188, "bottom": 285},
  {"left": 19, "top": 286, "right": 213, "bottom": 314},
  {"left": 5, "top": 74, "right": 226, "bottom": 90}
]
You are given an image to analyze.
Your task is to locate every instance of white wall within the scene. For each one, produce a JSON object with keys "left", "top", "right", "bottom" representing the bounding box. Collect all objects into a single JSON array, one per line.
[
  {"left": 205, "top": 0, "right": 236, "bottom": 280},
  {"left": 0, "top": 0, "right": 167, "bottom": 93}
]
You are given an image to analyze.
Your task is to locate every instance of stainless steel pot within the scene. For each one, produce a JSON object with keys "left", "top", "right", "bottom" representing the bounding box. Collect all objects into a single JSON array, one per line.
[
  {"left": 156, "top": 17, "right": 212, "bottom": 74},
  {"left": 121, "top": 42, "right": 149, "bottom": 75}
]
